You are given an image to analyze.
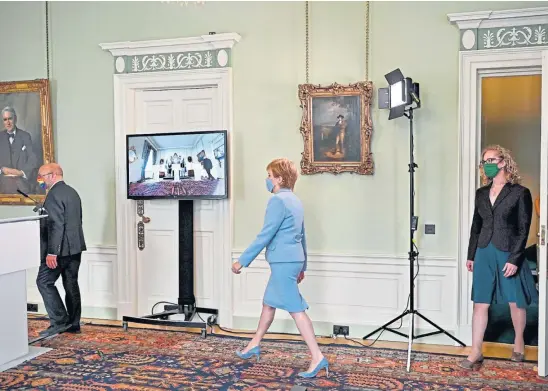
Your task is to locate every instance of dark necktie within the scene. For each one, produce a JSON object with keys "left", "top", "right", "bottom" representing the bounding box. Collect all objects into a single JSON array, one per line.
[{"left": 8, "top": 133, "right": 14, "bottom": 166}]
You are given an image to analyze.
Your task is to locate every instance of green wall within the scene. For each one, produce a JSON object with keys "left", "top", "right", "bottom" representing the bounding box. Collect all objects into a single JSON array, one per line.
[{"left": 0, "top": 1, "right": 544, "bottom": 257}]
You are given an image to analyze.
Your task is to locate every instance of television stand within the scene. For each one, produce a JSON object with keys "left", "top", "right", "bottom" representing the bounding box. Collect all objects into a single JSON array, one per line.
[{"left": 122, "top": 200, "right": 219, "bottom": 337}]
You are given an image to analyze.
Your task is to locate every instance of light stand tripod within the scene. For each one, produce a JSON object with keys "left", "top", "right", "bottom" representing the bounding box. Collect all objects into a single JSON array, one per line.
[{"left": 362, "top": 107, "right": 466, "bottom": 371}]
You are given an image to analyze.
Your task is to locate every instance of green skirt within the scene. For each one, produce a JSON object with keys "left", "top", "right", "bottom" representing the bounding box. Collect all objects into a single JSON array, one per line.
[{"left": 472, "top": 242, "right": 538, "bottom": 309}]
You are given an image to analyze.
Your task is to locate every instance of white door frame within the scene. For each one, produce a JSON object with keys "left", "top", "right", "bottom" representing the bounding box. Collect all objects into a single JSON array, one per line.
[
  {"left": 456, "top": 46, "right": 542, "bottom": 334},
  {"left": 449, "top": 7, "right": 548, "bottom": 376},
  {"left": 100, "top": 34, "right": 241, "bottom": 328}
]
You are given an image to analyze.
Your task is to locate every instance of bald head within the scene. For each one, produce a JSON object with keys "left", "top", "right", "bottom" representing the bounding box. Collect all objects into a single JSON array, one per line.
[
  {"left": 40, "top": 163, "right": 63, "bottom": 176},
  {"left": 38, "top": 163, "right": 63, "bottom": 189}
]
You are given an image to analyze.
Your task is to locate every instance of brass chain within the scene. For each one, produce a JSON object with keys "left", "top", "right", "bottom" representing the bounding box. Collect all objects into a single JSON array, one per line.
[
  {"left": 46, "top": 1, "right": 50, "bottom": 79},
  {"left": 305, "top": 1, "right": 369, "bottom": 82},
  {"left": 305, "top": 1, "right": 309, "bottom": 84},
  {"left": 365, "top": 1, "right": 370, "bottom": 81}
]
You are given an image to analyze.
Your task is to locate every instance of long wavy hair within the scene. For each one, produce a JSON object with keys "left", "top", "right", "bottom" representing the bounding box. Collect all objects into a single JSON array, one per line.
[{"left": 480, "top": 144, "right": 521, "bottom": 186}]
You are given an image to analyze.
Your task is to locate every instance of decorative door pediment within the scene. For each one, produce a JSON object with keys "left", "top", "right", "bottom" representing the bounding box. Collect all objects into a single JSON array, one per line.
[{"left": 448, "top": 7, "right": 548, "bottom": 51}]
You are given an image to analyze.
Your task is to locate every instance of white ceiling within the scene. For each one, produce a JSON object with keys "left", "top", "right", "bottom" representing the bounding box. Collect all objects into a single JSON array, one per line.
[{"left": 148, "top": 134, "right": 201, "bottom": 150}]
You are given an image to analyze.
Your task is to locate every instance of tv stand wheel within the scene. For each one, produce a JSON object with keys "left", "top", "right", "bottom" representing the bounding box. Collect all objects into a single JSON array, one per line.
[
  {"left": 123, "top": 321, "right": 128, "bottom": 332},
  {"left": 201, "top": 328, "right": 207, "bottom": 338},
  {"left": 207, "top": 315, "right": 217, "bottom": 326}
]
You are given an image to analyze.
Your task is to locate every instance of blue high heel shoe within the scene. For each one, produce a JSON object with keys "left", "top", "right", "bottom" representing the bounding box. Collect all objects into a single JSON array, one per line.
[
  {"left": 236, "top": 346, "right": 261, "bottom": 362},
  {"left": 298, "top": 357, "right": 329, "bottom": 378}
]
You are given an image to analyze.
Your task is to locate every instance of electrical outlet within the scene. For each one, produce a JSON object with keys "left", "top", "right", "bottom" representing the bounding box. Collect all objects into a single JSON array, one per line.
[
  {"left": 333, "top": 325, "right": 350, "bottom": 336},
  {"left": 27, "top": 303, "right": 38, "bottom": 312},
  {"left": 425, "top": 224, "right": 436, "bottom": 234}
]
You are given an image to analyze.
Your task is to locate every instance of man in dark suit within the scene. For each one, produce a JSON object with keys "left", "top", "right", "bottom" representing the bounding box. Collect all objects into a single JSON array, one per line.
[
  {"left": 0, "top": 106, "right": 39, "bottom": 194},
  {"left": 202, "top": 155, "right": 215, "bottom": 180},
  {"left": 36, "top": 163, "right": 87, "bottom": 337}
]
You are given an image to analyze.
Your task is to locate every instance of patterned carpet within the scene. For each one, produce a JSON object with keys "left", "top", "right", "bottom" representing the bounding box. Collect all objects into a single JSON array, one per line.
[
  {"left": 0, "top": 319, "right": 547, "bottom": 390},
  {"left": 129, "top": 179, "right": 223, "bottom": 197}
]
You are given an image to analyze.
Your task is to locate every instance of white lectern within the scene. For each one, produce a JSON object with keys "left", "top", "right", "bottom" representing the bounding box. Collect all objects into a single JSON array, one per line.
[{"left": 0, "top": 215, "right": 45, "bottom": 367}]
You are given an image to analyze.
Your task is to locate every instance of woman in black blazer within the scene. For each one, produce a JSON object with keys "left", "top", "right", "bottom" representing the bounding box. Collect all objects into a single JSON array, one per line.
[{"left": 460, "top": 145, "right": 538, "bottom": 370}]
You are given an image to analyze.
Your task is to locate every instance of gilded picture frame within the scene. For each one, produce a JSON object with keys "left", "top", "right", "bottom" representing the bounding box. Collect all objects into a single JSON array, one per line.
[
  {"left": 298, "top": 81, "right": 373, "bottom": 175},
  {"left": 0, "top": 79, "right": 54, "bottom": 205}
]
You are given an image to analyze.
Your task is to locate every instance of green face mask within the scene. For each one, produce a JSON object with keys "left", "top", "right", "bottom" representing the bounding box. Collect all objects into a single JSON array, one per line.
[{"left": 483, "top": 163, "right": 501, "bottom": 179}]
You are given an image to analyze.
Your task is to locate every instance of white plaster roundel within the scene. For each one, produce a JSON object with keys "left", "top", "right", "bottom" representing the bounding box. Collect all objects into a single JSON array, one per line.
[
  {"left": 115, "top": 57, "right": 126, "bottom": 73},
  {"left": 217, "top": 50, "right": 228, "bottom": 67},
  {"left": 462, "top": 30, "right": 476, "bottom": 50}
]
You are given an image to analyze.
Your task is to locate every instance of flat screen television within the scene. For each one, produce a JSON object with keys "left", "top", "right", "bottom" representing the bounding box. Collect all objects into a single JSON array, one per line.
[{"left": 126, "top": 130, "right": 228, "bottom": 200}]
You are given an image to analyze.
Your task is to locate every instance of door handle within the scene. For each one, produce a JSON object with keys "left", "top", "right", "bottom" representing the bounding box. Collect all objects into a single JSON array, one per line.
[{"left": 141, "top": 216, "right": 151, "bottom": 224}]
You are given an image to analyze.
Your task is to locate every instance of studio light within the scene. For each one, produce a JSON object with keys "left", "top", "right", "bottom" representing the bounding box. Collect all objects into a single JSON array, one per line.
[
  {"left": 378, "top": 68, "right": 421, "bottom": 120},
  {"left": 366, "top": 69, "right": 465, "bottom": 372}
]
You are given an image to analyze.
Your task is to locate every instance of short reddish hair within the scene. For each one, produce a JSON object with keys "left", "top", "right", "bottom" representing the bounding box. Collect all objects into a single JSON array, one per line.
[{"left": 267, "top": 158, "right": 298, "bottom": 190}]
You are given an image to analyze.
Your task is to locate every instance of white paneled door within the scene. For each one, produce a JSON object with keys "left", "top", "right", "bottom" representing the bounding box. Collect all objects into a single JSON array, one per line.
[
  {"left": 538, "top": 51, "right": 548, "bottom": 377},
  {"left": 133, "top": 88, "right": 223, "bottom": 316}
]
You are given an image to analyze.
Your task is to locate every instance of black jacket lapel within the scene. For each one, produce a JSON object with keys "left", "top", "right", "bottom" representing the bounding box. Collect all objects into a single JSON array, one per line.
[{"left": 479, "top": 186, "right": 493, "bottom": 216}]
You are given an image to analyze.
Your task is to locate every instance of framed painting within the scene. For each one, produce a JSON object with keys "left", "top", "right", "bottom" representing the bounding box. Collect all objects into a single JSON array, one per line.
[
  {"left": 298, "top": 81, "right": 373, "bottom": 175},
  {"left": 0, "top": 79, "right": 54, "bottom": 205}
]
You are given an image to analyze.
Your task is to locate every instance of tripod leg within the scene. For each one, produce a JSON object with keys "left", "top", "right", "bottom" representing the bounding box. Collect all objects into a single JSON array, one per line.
[
  {"left": 406, "top": 311, "right": 414, "bottom": 372},
  {"left": 414, "top": 311, "right": 466, "bottom": 347},
  {"left": 362, "top": 311, "right": 409, "bottom": 340}
]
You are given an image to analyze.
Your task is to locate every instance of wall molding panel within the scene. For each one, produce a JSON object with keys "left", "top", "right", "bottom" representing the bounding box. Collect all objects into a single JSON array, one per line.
[
  {"left": 27, "top": 245, "right": 117, "bottom": 318},
  {"left": 26, "top": 245, "right": 461, "bottom": 344},
  {"left": 231, "top": 250, "right": 459, "bottom": 342}
]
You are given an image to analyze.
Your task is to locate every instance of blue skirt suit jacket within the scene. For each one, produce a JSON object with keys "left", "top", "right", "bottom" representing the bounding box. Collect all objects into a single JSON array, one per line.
[{"left": 239, "top": 188, "right": 309, "bottom": 312}]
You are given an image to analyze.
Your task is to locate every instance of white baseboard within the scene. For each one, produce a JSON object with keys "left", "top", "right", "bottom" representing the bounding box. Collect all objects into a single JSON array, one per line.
[
  {"left": 28, "top": 306, "right": 117, "bottom": 321},
  {"left": 231, "top": 250, "right": 461, "bottom": 345},
  {"left": 232, "top": 316, "right": 467, "bottom": 346},
  {"left": 26, "top": 245, "right": 118, "bottom": 320}
]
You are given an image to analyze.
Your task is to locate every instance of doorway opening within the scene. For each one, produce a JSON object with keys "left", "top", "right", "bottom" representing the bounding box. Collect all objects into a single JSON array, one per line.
[{"left": 480, "top": 73, "right": 541, "bottom": 347}]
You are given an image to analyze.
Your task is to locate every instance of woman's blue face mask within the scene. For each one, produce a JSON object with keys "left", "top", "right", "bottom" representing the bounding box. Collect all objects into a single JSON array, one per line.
[{"left": 265, "top": 178, "right": 275, "bottom": 193}]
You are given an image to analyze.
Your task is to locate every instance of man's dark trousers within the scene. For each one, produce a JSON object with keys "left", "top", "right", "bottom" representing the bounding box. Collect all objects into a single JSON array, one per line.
[{"left": 36, "top": 253, "right": 82, "bottom": 329}]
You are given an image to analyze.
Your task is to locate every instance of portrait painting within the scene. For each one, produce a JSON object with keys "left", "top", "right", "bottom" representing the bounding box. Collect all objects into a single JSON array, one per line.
[
  {"left": 298, "top": 81, "right": 373, "bottom": 175},
  {"left": 0, "top": 79, "right": 54, "bottom": 205}
]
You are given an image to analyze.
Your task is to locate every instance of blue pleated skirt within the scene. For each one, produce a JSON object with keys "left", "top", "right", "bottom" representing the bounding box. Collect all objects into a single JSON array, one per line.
[
  {"left": 263, "top": 262, "right": 309, "bottom": 313},
  {"left": 472, "top": 242, "right": 539, "bottom": 309}
]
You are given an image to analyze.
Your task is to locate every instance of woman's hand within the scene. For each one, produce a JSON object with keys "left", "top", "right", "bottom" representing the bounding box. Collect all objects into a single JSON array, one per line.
[
  {"left": 297, "top": 271, "right": 305, "bottom": 284},
  {"left": 502, "top": 262, "right": 518, "bottom": 278},
  {"left": 231, "top": 261, "right": 243, "bottom": 274},
  {"left": 466, "top": 260, "right": 474, "bottom": 272}
]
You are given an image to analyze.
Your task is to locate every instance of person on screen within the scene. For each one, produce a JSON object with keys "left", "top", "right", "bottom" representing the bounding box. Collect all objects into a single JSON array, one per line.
[
  {"left": 157, "top": 159, "right": 166, "bottom": 179},
  {"left": 36, "top": 163, "right": 87, "bottom": 337},
  {"left": 0, "top": 106, "right": 39, "bottom": 194},
  {"left": 460, "top": 145, "right": 538, "bottom": 370},
  {"left": 231, "top": 158, "right": 328, "bottom": 379},
  {"left": 187, "top": 156, "right": 195, "bottom": 179},
  {"left": 201, "top": 154, "right": 215, "bottom": 180}
]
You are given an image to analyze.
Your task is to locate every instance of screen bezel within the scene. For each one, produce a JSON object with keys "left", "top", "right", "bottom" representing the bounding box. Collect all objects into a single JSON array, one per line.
[{"left": 126, "top": 129, "right": 229, "bottom": 201}]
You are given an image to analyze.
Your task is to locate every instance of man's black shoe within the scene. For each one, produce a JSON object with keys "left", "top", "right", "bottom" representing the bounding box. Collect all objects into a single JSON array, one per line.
[
  {"left": 66, "top": 325, "right": 81, "bottom": 334},
  {"left": 38, "top": 324, "right": 70, "bottom": 337}
]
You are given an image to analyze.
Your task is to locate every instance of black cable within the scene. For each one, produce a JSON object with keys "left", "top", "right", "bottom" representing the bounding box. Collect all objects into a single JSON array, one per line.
[
  {"left": 381, "top": 243, "right": 419, "bottom": 335},
  {"left": 151, "top": 301, "right": 178, "bottom": 315},
  {"left": 346, "top": 333, "right": 383, "bottom": 348}
]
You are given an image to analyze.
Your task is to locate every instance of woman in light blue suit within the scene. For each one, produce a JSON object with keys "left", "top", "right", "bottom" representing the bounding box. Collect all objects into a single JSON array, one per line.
[{"left": 232, "top": 158, "right": 328, "bottom": 378}]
